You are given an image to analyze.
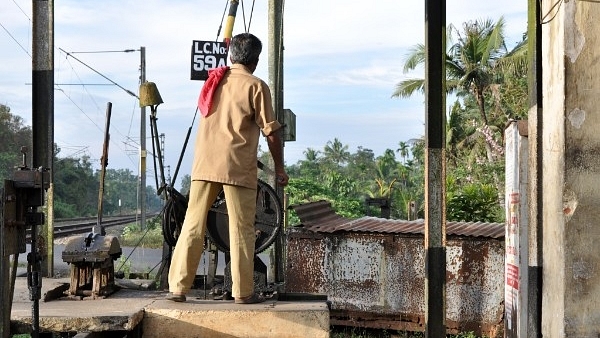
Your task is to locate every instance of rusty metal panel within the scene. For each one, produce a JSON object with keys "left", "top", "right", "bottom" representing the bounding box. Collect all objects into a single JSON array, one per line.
[
  {"left": 285, "top": 228, "right": 327, "bottom": 293},
  {"left": 446, "top": 237, "right": 505, "bottom": 334},
  {"left": 324, "top": 233, "right": 425, "bottom": 315},
  {"left": 285, "top": 226, "right": 505, "bottom": 337}
]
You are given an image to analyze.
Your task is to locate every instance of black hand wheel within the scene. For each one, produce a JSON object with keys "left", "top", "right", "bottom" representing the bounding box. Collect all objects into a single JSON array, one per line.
[
  {"left": 162, "top": 187, "right": 188, "bottom": 247},
  {"left": 206, "top": 179, "right": 283, "bottom": 254}
]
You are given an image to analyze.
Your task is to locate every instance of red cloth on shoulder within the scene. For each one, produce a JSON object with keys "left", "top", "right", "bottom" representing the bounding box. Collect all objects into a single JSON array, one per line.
[{"left": 198, "top": 66, "right": 230, "bottom": 117}]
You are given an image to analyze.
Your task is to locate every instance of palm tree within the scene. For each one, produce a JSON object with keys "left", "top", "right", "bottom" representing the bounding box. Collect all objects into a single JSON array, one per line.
[
  {"left": 396, "top": 141, "right": 410, "bottom": 164},
  {"left": 366, "top": 149, "right": 399, "bottom": 199},
  {"left": 298, "top": 147, "right": 321, "bottom": 178},
  {"left": 392, "top": 16, "right": 521, "bottom": 163},
  {"left": 446, "top": 101, "right": 480, "bottom": 166},
  {"left": 323, "top": 138, "right": 350, "bottom": 166},
  {"left": 303, "top": 148, "right": 320, "bottom": 162},
  {"left": 376, "top": 149, "right": 398, "bottom": 179}
]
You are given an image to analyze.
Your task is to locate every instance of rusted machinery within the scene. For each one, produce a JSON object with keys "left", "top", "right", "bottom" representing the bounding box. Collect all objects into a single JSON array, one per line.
[
  {"left": 161, "top": 170, "right": 283, "bottom": 298},
  {"left": 205, "top": 177, "right": 283, "bottom": 297},
  {"left": 1, "top": 147, "right": 50, "bottom": 338},
  {"left": 61, "top": 103, "right": 122, "bottom": 299}
]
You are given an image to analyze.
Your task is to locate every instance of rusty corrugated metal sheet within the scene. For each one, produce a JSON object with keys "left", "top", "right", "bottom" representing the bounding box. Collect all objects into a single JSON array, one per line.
[
  {"left": 285, "top": 227, "right": 505, "bottom": 337},
  {"left": 290, "top": 200, "right": 504, "bottom": 239}
]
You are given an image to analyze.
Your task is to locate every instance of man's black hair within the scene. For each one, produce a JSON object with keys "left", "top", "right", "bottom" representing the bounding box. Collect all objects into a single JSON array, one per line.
[{"left": 229, "top": 33, "right": 262, "bottom": 66}]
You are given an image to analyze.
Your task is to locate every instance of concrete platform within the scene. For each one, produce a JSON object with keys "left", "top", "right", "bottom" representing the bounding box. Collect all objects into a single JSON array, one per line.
[
  {"left": 10, "top": 277, "right": 330, "bottom": 338},
  {"left": 144, "top": 298, "right": 330, "bottom": 338}
]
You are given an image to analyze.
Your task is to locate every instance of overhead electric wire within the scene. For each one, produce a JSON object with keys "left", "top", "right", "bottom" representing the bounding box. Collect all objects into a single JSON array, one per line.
[
  {"left": 68, "top": 49, "right": 139, "bottom": 54},
  {"left": 54, "top": 85, "right": 135, "bottom": 166},
  {"left": 0, "top": 21, "right": 31, "bottom": 57},
  {"left": 55, "top": 52, "right": 104, "bottom": 111},
  {"left": 55, "top": 48, "right": 142, "bottom": 167},
  {"left": 59, "top": 47, "right": 139, "bottom": 99},
  {"left": 11, "top": 0, "right": 31, "bottom": 20}
]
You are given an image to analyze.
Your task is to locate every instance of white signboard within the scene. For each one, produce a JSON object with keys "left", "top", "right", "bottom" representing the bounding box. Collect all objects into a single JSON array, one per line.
[
  {"left": 190, "top": 40, "right": 228, "bottom": 81},
  {"left": 504, "top": 121, "right": 529, "bottom": 337}
]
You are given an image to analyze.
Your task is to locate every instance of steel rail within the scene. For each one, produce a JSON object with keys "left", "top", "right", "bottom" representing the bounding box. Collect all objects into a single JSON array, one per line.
[{"left": 24, "top": 214, "right": 157, "bottom": 241}]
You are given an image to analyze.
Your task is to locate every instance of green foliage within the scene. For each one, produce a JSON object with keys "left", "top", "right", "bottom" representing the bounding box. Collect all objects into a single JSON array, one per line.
[
  {"left": 53, "top": 154, "right": 97, "bottom": 217},
  {"left": 120, "top": 216, "right": 163, "bottom": 248},
  {"left": 0, "top": 104, "right": 32, "bottom": 182},
  {"left": 179, "top": 174, "right": 191, "bottom": 196},
  {"left": 286, "top": 177, "right": 364, "bottom": 225},
  {"left": 0, "top": 105, "right": 162, "bottom": 218},
  {"left": 116, "top": 256, "right": 132, "bottom": 277},
  {"left": 53, "top": 200, "right": 80, "bottom": 219},
  {"left": 101, "top": 168, "right": 140, "bottom": 215},
  {"left": 447, "top": 183, "right": 504, "bottom": 222}
]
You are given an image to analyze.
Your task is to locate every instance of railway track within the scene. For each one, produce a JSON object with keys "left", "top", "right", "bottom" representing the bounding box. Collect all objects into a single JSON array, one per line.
[{"left": 25, "top": 214, "right": 158, "bottom": 240}]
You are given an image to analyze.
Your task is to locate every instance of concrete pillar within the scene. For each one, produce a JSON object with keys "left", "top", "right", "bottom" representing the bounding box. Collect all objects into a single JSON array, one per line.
[{"left": 541, "top": 0, "right": 600, "bottom": 336}]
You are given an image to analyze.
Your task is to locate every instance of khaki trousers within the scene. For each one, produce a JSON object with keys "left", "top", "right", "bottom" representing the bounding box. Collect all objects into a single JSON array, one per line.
[{"left": 168, "top": 180, "right": 257, "bottom": 298}]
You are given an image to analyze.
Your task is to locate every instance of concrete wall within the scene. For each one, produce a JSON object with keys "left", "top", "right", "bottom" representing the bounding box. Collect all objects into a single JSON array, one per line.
[{"left": 542, "top": 0, "right": 600, "bottom": 336}]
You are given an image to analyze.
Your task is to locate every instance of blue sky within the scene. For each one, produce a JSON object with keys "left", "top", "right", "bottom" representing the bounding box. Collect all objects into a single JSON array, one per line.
[{"left": 1, "top": 0, "right": 527, "bottom": 189}]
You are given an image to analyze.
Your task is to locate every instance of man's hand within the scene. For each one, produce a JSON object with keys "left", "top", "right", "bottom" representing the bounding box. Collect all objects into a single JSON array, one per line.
[
  {"left": 266, "top": 130, "right": 288, "bottom": 186},
  {"left": 276, "top": 171, "right": 289, "bottom": 186}
]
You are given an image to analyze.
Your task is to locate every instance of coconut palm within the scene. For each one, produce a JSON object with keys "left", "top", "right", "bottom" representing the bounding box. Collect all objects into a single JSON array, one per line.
[
  {"left": 303, "top": 148, "right": 320, "bottom": 162},
  {"left": 396, "top": 141, "right": 410, "bottom": 164},
  {"left": 323, "top": 138, "right": 350, "bottom": 166},
  {"left": 392, "top": 16, "right": 522, "bottom": 163}
]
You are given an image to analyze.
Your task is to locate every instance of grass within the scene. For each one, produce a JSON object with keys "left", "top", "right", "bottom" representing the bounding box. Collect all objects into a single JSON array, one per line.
[
  {"left": 330, "top": 327, "right": 424, "bottom": 337},
  {"left": 118, "top": 217, "right": 164, "bottom": 248},
  {"left": 329, "top": 328, "right": 483, "bottom": 338}
]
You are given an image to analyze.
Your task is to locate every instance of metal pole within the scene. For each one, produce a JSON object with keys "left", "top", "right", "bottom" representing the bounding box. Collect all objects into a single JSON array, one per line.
[
  {"left": 140, "top": 46, "right": 147, "bottom": 230},
  {"left": 223, "top": 0, "right": 239, "bottom": 47},
  {"left": 32, "top": 0, "right": 54, "bottom": 278},
  {"left": 526, "top": 0, "right": 543, "bottom": 335},
  {"left": 1, "top": 187, "right": 8, "bottom": 338},
  {"left": 424, "top": 0, "right": 446, "bottom": 336}
]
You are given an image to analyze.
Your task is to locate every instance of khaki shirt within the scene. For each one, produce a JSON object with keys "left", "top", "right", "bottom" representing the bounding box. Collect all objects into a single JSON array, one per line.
[{"left": 191, "top": 64, "right": 281, "bottom": 189}]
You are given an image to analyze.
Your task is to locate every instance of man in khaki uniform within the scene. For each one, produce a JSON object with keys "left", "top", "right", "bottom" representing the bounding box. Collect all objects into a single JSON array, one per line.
[{"left": 167, "top": 33, "right": 288, "bottom": 304}]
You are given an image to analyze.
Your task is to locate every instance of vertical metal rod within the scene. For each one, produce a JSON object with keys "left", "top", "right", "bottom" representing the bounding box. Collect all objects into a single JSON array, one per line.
[
  {"left": 424, "top": 0, "right": 446, "bottom": 336},
  {"left": 140, "top": 47, "right": 147, "bottom": 230},
  {"left": 1, "top": 187, "right": 8, "bottom": 338},
  {"left": 95, "top": 103, "right": 112, "bottom": 236},
  {"left": 150, "top": 111, "right": 167, "bottom": 198},
  {"left": 527, "top": 0, "right": 543, "bottom": 335},
  {"left": 223, "top": 0, "right": 239, "bottom": 46},
  {"left": 28, "top": 220, "right": 42, "bottom": 338}
]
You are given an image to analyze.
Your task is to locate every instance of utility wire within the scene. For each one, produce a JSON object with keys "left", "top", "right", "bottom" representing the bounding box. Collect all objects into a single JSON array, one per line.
[
  {"left": 54, "top": 59, "right": 137, "bottom": 167},
  {"left": 0, "top": 21, "right": 31, "bottom": 57},
  {"left": 56, "top": 48, "right": 142, "bottom": 167},
  {"left": 4, "top": 3, "right": 140, "bottom": 169},
  {"left": 59, "top": 47, "right": 139, "bottom": 99},
  {"left": 11, "top": 0, "right": 31, "bottom": 20},
  {"left": 68, "top": 49, "right": 139, "bottom": 54},
  {"left": 216, "top": 0, "right": 229, "bottom": 41}
]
